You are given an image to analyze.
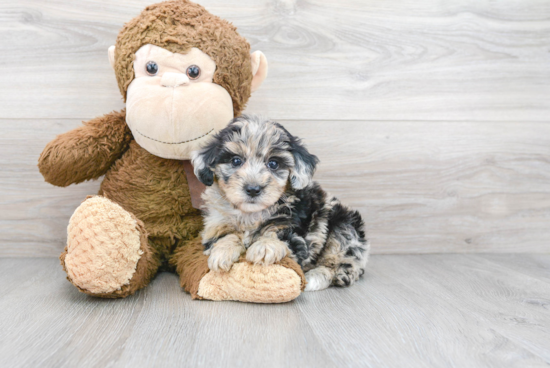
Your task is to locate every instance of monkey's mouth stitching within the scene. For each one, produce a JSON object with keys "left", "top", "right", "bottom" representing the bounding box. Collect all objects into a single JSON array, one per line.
[{"left": 135, "top": 129, "right": 214, "bottom": 145}]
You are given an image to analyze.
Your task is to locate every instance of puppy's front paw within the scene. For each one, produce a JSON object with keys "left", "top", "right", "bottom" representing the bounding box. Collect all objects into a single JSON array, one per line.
[
  {"left": 207, "top": 234, "right": 244, "bottom": 272},
  {"left": 246, "top": 236, "right": 288, "bottom": 265}
]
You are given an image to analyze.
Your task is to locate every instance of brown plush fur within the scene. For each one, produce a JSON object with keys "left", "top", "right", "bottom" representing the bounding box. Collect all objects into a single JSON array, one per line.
[
  {"left": 38, "top": 110, "right": 132, "bottom": 187},
  {"left": 170, "top": 238, "right": 211, "bottom": 299},
  {"left": 38, "top": 0, "right": 302, "bottom": 301},
  {"left": 42, "top": 113, "right": 203, "bottom": 297},
  {"left": 114, "top": 0, "right": 253, "bottom": 116},
  {"left": 99, "top": 140, "right": 203, "bottom": 240}
]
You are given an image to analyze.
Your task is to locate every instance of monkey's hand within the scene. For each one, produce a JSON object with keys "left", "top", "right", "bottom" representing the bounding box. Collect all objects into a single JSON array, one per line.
[
  {"left": 207, "top": 234, "right": 245, "bottom": 272},
  {"left": 246, "top": 233, "right": 289, "bottom": 265},
  {"left": 38, "top": 110, "right": 132, "bottom": 187}
]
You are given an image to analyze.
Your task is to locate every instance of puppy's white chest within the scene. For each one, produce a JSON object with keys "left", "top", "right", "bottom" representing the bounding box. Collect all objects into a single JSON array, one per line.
[
  {"left": 235, "top": 220, "right": 260, "bottom": 248},
  {"left": 232, "top": 214, "right": 268, "bottom": 248}
]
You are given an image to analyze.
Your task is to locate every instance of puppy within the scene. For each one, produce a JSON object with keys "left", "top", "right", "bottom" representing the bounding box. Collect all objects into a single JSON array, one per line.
[{"left": 192, "top": 116, "right": 369, "bottom": 291}]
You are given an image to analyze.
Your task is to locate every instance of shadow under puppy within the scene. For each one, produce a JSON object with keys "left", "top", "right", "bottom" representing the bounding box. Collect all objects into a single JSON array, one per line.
[{"left": 192, "top": 116, "right": 370, "bottom": 291}]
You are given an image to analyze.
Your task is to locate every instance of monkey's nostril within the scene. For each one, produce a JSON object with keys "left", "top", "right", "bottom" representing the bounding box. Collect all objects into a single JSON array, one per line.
[{"left": 245, "top": 185, "right": 262, "bottom": 198}]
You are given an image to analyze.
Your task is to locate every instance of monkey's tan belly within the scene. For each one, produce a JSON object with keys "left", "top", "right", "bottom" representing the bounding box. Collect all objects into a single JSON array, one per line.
[{"left": 99, "top": 141, "right": 202, "bottom": 239}]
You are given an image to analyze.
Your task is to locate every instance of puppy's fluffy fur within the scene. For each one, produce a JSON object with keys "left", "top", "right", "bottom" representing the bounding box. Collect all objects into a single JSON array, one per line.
[{"left": 192, "top": 116, "right": 369, "bottom": 291}]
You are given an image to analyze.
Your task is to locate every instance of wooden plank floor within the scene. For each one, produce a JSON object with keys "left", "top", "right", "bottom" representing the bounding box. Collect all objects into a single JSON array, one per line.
[{"left": 1, "top": 254, "right": 549, "bottom": 368}]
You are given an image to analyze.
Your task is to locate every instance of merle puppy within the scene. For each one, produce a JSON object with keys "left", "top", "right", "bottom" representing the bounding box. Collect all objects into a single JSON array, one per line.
[{"left": 192, "top": 116, "right": 369, "bottom": 291}]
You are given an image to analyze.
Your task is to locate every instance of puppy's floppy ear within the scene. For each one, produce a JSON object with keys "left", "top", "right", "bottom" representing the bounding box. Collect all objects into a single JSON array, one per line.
[
  {"left": 191, "top": 138, "right": 220, "bottom": 186},
  {"left": 191, "top": 118, "right": 243, "bottom": 186},
  {"left": 288, "top": 134, "right": 319, "bottom": 190}
]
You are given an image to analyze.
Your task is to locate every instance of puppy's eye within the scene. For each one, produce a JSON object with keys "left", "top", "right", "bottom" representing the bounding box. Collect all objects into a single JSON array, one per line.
[
  {"left": 146, "top": 61, "right": 159, "bottom": 76},
  {"left": 267, "top": 159, "right": 279, "bottom": 170},
  {"left": 186, "top": 65, "right": 201, "bottom": 80},
  {"left": 231, "top": 157, "right": 243, "bottom": 167}
]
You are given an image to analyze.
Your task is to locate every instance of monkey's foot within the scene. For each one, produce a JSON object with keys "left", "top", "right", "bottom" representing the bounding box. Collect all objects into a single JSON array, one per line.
[
  {"left": 60, "top": 196, "right": 152, "bottom": 298},
  {"left": 173, "top": 239, "right": 306, "bottom": 303},
  {"left": 199, "top": 259, "right": 305, "bottom": 303}
]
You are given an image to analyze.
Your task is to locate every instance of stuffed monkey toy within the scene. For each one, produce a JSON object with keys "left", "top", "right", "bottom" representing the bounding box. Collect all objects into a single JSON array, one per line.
[{"left": 38, "top": 0, "right": 305, "bottom": 302}]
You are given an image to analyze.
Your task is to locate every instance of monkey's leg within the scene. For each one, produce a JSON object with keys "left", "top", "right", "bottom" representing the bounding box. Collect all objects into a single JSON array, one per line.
[
  {"left": 170, "top": 238, "right": 306, "bottom": 303},
  {"left": 60, "top": 196, "right": 160, "bottom": 298}
]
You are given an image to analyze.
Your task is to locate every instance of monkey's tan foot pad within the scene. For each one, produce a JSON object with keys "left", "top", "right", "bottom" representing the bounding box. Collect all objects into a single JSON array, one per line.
[
  {"left": 61, "top": 196, "right": 147, "bottom": 296},
  {"left": 197, "top": 258, "right": 306, "bottom": 303}
]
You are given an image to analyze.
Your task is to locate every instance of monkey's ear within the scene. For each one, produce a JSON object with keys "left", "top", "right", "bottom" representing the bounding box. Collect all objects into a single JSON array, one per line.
[
  {"left": 250, "top": 51, "right": 268, "bottom": 93},
  {"left": 288, "top": 135, "right": 319, "bottom": 190},
  {"left": 108, "top": 45, "right": 116, "bottom": 70}
]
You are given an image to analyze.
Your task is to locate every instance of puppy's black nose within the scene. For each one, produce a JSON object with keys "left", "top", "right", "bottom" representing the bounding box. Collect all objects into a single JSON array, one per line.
[{"left": 245, "top": 185, "right": 262, "bottom": 197}]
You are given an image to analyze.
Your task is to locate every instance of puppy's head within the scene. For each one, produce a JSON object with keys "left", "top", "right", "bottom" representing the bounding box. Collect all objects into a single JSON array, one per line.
[{"left": 192, "top": 115, "right": 319, "bottom": 213}]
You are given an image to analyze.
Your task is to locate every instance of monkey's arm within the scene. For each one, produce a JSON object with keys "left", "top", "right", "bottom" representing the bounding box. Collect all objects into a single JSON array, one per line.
[{"left": 38, "top": 110, "right": 132, "bottom": 187}]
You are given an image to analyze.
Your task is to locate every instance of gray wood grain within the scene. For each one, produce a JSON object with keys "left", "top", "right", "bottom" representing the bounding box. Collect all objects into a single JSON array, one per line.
[
  {"left": 298, "top": 256, "right": 550, "bottom": 368},
  {"left": 477, "top": 254, "right": 550, "bottom": 284},
  {"left": 1, "top": 255, "right": 549, "bottom": 368},
  {"left": 377, "top": 255, "right": 550, "bottom": 362},
  {"left": 2, "top": 118, "right": 549, "bottom": 256},
  {"left": 1, "top": 0, "right": 549, "bottom": 121}
]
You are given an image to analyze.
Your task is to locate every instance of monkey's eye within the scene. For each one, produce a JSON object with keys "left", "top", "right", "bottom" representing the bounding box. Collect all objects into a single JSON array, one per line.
[
  {"left": 231, "top": 157, "right": 243, "bottom": 168},
  {"left": 186, "top": 65, "right": 201, "bottom": 80},
  {"left": 267, "top": 159, "right": 279, "bottom": 170},
  {"left": 146, "top": 61, "right": 159, "bottom": 76}
]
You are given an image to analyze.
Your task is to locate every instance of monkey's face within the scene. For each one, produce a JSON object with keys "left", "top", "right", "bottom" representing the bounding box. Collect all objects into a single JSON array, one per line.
[{"left": 125, "top": 44, "right": 234, "bottom": 160}]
